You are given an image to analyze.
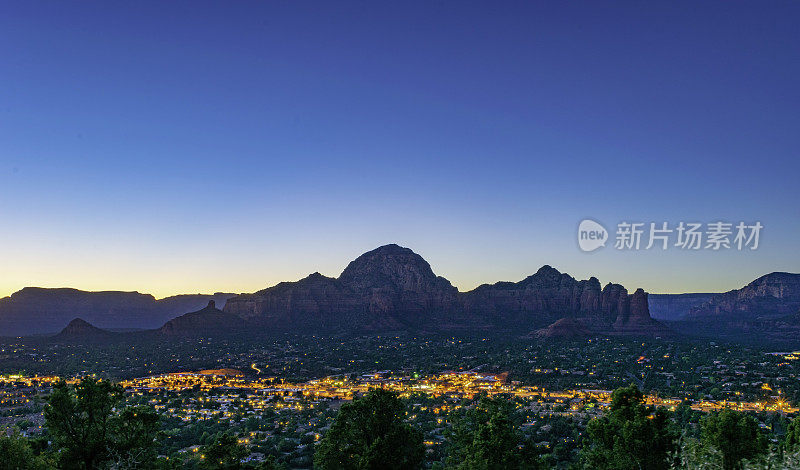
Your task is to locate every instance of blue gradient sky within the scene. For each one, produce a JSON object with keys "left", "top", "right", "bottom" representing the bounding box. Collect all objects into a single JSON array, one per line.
[{"left": 1, "top": 1, "right": 798, "bottom": 298}]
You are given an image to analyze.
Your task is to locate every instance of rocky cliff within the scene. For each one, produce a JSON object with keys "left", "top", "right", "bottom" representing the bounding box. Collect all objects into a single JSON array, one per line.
[
  {"left": 339, "top": 244, "right": 459, "bottom": 327},
  {"left": 688, "top": 272, "right": 800, "bottom": 320},
  {"left": 224, "top": 245, "right": 457, "bottom": 332},
  {"left": 671, "top": 272, "right": 800, "bottom": 344},
  {"left": 159, "top": 300, "right": 246, "bottom": 337},
  {"left": 610, "top": 288, "right": 672, "bottom": 336},
  {"left": 223, "top": 244, "right": 668, "bottom": 336},
  {"left": 459, "top": 266, "right": 668, "bottom": 335}
]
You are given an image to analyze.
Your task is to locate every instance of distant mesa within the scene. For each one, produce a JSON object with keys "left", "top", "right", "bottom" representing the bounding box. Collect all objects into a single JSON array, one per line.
[{"left": 0, "top": 289, "right": 236, "bottom": 336}]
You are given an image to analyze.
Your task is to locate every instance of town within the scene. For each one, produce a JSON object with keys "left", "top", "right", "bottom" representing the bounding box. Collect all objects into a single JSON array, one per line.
[{"left": 2, "top": 335, "right": 799, "bottom": 467}]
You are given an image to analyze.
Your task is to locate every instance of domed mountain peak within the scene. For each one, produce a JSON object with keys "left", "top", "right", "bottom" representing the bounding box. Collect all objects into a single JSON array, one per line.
[
  {"left": 339, "top": 244, "right": 455, "bottom": 293},
  {"left": 535, "top": 265, "right": 559, "bottom": 275},
  {"left": 63, "top": 318, "right": 94, "bottom": 331},
  {"left": 518, "top": 265, "right": 575, "bottom": 289}
]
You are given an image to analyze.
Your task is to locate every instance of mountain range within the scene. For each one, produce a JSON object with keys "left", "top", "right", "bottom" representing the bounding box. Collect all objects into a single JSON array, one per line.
[
  {"left": 2, "top": 244, "right": 799, "bottom": 345},
  {"left": 0, "top": 289, "right": 235, "bottom": 336},
  {"left": 221, "top": 244, "right": 669, "bottom": 337}
]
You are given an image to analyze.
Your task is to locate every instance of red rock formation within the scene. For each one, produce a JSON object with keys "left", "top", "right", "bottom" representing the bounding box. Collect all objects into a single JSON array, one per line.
[
  {"left": 159, "top": 300, "right": 245, "bottom": 336},
  {"left": 688, "top": 272, "right": 800, "bottom": 320},
  {"left": 223, "top": 244, "right": 669, "bottom": 336},
  {"left": 610, "top": 288, "right": 672, "bottom": 336}
]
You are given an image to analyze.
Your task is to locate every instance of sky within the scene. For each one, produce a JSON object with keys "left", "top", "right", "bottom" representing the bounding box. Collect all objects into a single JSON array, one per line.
[{"left": 1, "top": 1, "right": 798, "bottom": 298}]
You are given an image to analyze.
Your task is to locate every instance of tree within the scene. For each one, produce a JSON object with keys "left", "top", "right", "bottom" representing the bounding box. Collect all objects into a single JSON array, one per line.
[
  {"left": 701, "top": 409, "right": 767, "bottom": 470},
  {"left": 580, "top": 384, "right": 678, "bottom": 470},
  {"left": 45, "top": 378, "right": 123, "bottom": 469},
  {"left": 200, "top": 433, "right": 248, "bottom": 470},
  {"left": 44, "top": 377, "right": 160, "bottom": 469},
  {"left": 255, "top": 455, "right": 284, "bottom": 470},
  {"left": 108, "top": 405, "right": 162, "bottom": 468},
  {"left": 314, "top": 388, "right": 425, "bottom": 470},
  {"left": 445, "top": 395, "right": 543, "bottom": 470},
  {"left": 0, "top": 430, "right": 52, "bottom": 470},
  {"left": 785, "top": 417, "right": 800, "bottom": 451}
]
